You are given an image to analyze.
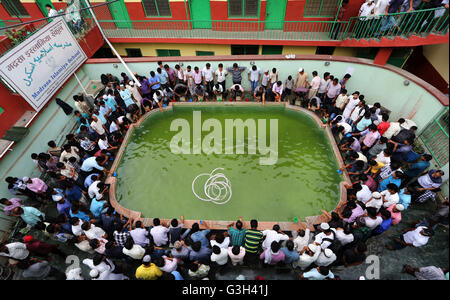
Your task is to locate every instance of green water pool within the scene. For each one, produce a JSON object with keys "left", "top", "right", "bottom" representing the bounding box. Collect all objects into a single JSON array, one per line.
[{"left": 115, "top": 105, "right": 342, "bottom": 222}]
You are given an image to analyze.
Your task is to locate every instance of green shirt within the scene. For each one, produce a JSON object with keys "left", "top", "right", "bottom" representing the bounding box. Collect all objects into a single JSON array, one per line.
[
  {"left": 228, "top": 227, "right": 246, "bottom": 247},
  {"left": 244, "top": 229, "right": 264, "bottom": 254}
]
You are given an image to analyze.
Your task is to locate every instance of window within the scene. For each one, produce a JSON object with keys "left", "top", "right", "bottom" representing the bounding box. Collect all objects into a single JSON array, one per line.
[
  {"left": 315, "top": 46, "right": 335, "bottom": 55},
  {"left": 196, "top": 51, "right": 215, "bottom": 56},
  {"left": 156, "top": 49, "right": 181, "bottom": 57},
  {"left": 0, "top": 106, "right": 3, "bottom": 116},
  {"left": 262, "top": 45, "right": 283, "bottom": 55},
  {"left": 228, "top": 0, "right": 259, "bottom": 18},
  {"left": 419, "top": 108, "right": 449, "bottom": 167},
  {"left": 303, "top": 0, "right": 340, "bottom": 18},
  {"left": 142, "top": 0, "right": 171, "bottom": 17},
  {"left": 125, "top": 48, "right": 143, "bottom": 57},
  {"left": 1, "top": 0, "right": 29, "bottom": 17},
  {"left": 231, "top": 45, "right": 259, "bottom": 55}
]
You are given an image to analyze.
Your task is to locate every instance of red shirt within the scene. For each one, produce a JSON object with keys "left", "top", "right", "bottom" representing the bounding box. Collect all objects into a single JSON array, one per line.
[
  {"left": 365, "top": 175, "right": 378, "bottom": 192},
  {"left": 25, "top": 240, "right": 54, "bottom": 256},
  {"left": 377, "top": 121, "right": 391, "bottom": 136}
]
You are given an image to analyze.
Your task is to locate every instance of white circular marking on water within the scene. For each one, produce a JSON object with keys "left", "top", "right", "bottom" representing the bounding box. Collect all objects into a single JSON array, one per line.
[{"left": 192, "top": 168, "right": 232, "bottom": 205}]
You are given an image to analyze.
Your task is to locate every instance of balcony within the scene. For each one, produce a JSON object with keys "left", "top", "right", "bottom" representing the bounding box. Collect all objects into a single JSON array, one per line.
[{"left": 97, "top": 7, "right": 448, "bottom": 47}]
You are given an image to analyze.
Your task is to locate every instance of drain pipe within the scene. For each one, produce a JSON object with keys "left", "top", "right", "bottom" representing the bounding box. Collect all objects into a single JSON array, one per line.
[{"left": 81, "top": 0, "right": 141, "bottom": 87}]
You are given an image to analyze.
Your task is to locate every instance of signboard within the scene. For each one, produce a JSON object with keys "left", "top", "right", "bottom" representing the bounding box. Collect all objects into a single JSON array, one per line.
[{"left": 0, "top": 18, "right": 87, "bottom": 111}]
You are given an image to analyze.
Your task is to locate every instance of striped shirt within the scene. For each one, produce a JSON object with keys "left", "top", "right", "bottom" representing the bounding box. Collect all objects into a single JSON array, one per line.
[
  {"left": 244, "top": 229, "right": 264, "bottom": 254},
  {"left": 228, "top": 228, "right": 246, "bottom": 247}
]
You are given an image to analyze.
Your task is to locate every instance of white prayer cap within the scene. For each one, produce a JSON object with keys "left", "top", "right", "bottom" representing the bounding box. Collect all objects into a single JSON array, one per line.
[
  {"left": 298, "top": 67, "right": 304, "bottom": 72},
  {"left": 102, "top": 95, "right": 108, "bottom": 99},
  {"left": 359, "top": 276, "right": 366, "bottom": 280},
  {"left": 89, "top": 269, "right": 99, "bottom": 278},
  {"left": 22, "top": 176, "right": 30, "bottom": 182},
  {"left": 129, "top": 81, "right": 134, "bottom": 86},
  {"left": 324, "top": 249, "right": 333, "bottom": 258},
  {"left": 320, "top": 222, "right": 330, "bottom": 231},
  {"left": 143, "top": 255, "right": 151, "bottom": 263},
  {"left": 308, "top": 243, "right": 318, "bottom": 252},
  {"left": 120, "top": 84, "right": 124, "bottom": 88},
  {"left": 235, "top": 275, "right": 246, "bottom": 280},
  {"left": 264, "top": 69, "right": 269, "bottom": 73},
  {"left": 372, "top": 192, "right": 382, "bottom": 199},
  {"left": 395, "top": 204, "right": 405, "bottom": 211},
  {"left": 52, "top": 195, "right": 63, "bottom": 202}
]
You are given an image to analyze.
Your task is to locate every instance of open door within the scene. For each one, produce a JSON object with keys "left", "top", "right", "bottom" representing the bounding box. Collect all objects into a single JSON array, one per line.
[
  {"left": 189, "top": 0, "right": 212, "bottom": 29},
  {"left": 107, "top": 0, "right": 132, "bottom": 29},
  {"left": 35, "top": 0, "right": 55, "bottom": 17}
]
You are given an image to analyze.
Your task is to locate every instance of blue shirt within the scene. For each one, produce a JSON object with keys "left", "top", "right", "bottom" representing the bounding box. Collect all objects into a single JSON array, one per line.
[
  {"left": 21, "top": 206, "right": 45, "bottom": 226},
  {"left": 158, "top": 70, "right": 169, "bottom": 85},
  {"left": 190, "top": 229, "right": 211, "bottom": 248},
  {"left": 94, "top": 113, "right": 107, "bottom": 125},
  {"left": 149, "top": 75, "right": 161, "bottom": 90},
  {"left": 105, "top": 96, "right": 117, "bottom": 112},
  {"left": 356, "top": 117, "right": 372, "bottom": 132},
  {"left": 405, "top": 161, "right": 430, "bottom": 178},
  {"left": 84, "top": 173, "right": 100, "bottom": 189},
  {"left": 120, "top": 89, "right": 134, "bottom": 107},
  {"left": 65, "top": 185, "right": 82, "bottom": 203},
  {"left": 90, "top": 198, "right": 106, "bottom": 218},
  {"left": 189, "top": 246, "right": 212, "bottom": 264},
  {"left": 399, "top": 188, "right": 411, "bottom": 209},
  {"left": 57, "top": 200, "right": 72, "bottom": 217},
  {"left": 171, "top": 270, "right": 184, "bottom": 280},
  {"left": 378, "top": 175, "right": 401, "bottom": 192},
  {"left": 80, "top": 157, "right": 104, "bottom": 172},
  {"left": 70, "top": 210, "right": 90, "bottom": 222},
  {"left": 374, "top": 218, "right": 392, "bottom": 234},
  {"left": 281, "top": 248, "right": 300, "bottom": 264}
]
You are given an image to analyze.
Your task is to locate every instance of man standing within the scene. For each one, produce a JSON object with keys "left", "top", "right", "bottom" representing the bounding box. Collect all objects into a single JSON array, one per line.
[
  {"left": 227, "top": 63, "right": 247, "bottom": 85},
  {"left": 295, "top": 68, "right": 309, "bottom": 89},
  {"left": 215, "top": 63, "right": 228, "bottom": 92},
  {"left": 324, "top": 78, "right": 342, "bottom": 111},
  {"left": 227, "top": 218, "right": 246, "bottom": 247},
  {"left": 202, "top": 63, "right": 215, "bottom": 101},
  {"left": 248, "top": 65, "right": 261, "bottom": 95},
  {"left": 244, "top": 219, "right": 264, "bottom": 266},
  {"left": 308, "top": 71, "right": 321, "bottom": 100}
]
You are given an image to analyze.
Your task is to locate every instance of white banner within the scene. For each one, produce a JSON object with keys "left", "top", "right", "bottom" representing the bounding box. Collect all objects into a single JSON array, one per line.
[{"left": 0, "top": 18, "right": 87, "bottom": 111}]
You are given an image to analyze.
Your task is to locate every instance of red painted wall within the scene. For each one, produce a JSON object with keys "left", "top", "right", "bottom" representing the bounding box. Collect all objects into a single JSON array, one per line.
[{"left": 0, "top": 84, "right": 32, "bottom": 138}]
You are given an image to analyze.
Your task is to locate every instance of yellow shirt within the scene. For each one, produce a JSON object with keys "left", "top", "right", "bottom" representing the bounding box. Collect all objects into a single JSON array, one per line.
[
  {"left": 135, "top": 263, "right": 162, "bottom": 280},
  {"left": 370, "top": 161, "right": 385, "bottom": 173}
]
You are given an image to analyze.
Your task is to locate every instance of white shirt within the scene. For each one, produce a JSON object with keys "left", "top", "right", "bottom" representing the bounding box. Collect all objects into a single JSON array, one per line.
[
  {"left": 375, "top": 152, "right": 391, "bottom": 165},
  {"left": 150, "top": 225, "right": 169, "bottom": 246},
  {"left": 338, "top": 121, "right": 352, "bottom": 134},
  {"left": 335, "top": 229, "right": 354, "bottom": 245},
  {"left": 293, "top": 229, "right": 311, "bottom": 252},
  {"left": 48, "top": 8, "right": 58, "bottom": 17},
  {"left": 261, "top": 74, "right": 270, "bottom": 86},
  {"left": 262, "top": 230, "right": 289, "bottom": 250},
  {"left": 403, "top": 226, "right": 430, "bottom": 247},
  {"left": 91, "top": 119, "right": 105, "bottom": 135},
  {"left": 130, "top": 228, "right": 149, "bottom": 247},
  {"left": 314, "top": 230, "right": 336, "bottom": 249},
  {"left": 72, "top": 221, "right": 84, "bottom": 236},
  {"left": 383, "top": 122, "right": 402, "bottom": 139},
  {"left": 315, "top": 251, "right": 337, "bottom": 267},
  {"left": 0, "top": 242, "right": 29, "bottom": 260},
  {"left": 359, "top": 2, "right": 375, "bottom": 17},
  {"left": 350, "top": 106, "right": 366, "bottom": 122},
  {"left": 310, "top": 76, "right": 321, "bottom": 90},
  {"left": 363, "top": 216, "right": 383, "bottom": 229},
  {"left": 98, "top": 138, "right": 109, "bottom": 151},
  {"left": 109, "top": 122, "right": 118, "bottom": 133},
  {"left": 88, "top": 180, "right": 103, "bottom": 200},
  {"left": 160, "top": 256, "right": 178, "bottom": 273},
  {"left": 365, "top": 196, "right": 383, "bottom": 210},
  {"left": 248, "top": 68, "right": 261, "bottom": 82},
  {"left": 381, "top": 190, "right": 399, "bottom": 208},
  {"left": 375, "top": 0, "right": 390, "bottom": 16},
  {"left": 84, "top": 224, "right": 106, "bottom": 240},
  {"left": 298, "top": 247, "right": 320, "bottom": 270},
  {"left": 122, "top": 244, "right": 145, "bottom": 259},
  {"left": 177, "top": 69, "right": 186, "bottom": 81},
  {"left": 202, "top": 67, "right": 215, "bottom": 82},
  {"left": 318, "top": 78, "right": 330, "bottom": 93},
  {"left": 83, "top": 258, "right": 114, "bottom": 273},
  {"left": 357, "top": 185, "right": 373, "bottom": 203},
  {"left": 210, "top": 237, "right": 230, "bottom": 249},
  {"left": 215, "top": 69, "right": 228, "bottom": 82},
  {"left": 210, "top": 248, "right": 229, "bottom": 265},
  {"left": 418, "top": 173, "right": 442, "bottom": 189}
]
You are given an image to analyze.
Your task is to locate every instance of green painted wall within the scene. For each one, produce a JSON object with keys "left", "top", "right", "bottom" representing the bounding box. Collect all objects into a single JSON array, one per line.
[{"left": 83, "top": 59, "right": 446, "bottom": 130}]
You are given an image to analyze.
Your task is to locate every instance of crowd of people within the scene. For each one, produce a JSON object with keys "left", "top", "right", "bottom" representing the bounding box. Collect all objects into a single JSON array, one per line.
[{"left": 0, "top": 60, "right": 448, "bottom": 281}]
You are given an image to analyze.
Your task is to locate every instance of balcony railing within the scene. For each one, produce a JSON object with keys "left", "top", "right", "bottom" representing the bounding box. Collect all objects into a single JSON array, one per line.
[{"left": 97, "top": 6, "right": 448, "bottom": 42}]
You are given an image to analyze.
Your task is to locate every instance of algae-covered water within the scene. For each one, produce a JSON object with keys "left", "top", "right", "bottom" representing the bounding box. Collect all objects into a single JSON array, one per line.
[{"left": 116, "top": 105, "right": 341, "bottom": 221}]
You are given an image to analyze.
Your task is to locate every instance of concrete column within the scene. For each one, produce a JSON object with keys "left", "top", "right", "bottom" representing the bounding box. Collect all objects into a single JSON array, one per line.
[{"left": 373, "top": 47, "right": 394, "bottom": 66}]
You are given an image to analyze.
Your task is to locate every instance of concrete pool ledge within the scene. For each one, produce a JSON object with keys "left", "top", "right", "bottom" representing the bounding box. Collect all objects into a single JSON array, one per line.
[{"left": 106, "top": 102, "right": 351, "bottom": 231}]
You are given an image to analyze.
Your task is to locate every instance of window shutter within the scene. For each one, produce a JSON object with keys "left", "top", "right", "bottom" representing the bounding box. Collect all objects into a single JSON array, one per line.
[
  {"left": 229, "top": 0, "right": 243, "bottom": 17},
  {"left": 245, "top": 0, "right": 258, "bottom": 17},
  {"left": 156, "top": 0, "right": 171, "bottom": 16},
  {"left": 142, "top": 0, "right": 158, "bottom": 16},
  {"left": 1, "top": 0, "right": 29, "bottom": 17}
]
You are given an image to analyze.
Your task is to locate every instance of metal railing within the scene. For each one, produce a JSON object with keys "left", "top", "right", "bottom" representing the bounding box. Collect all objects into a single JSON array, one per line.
[
  {"left": 419, "top": 107, "right": 449, "bottom": 167},
  {"left": 95, "top": 6, "right": 448, "bottom": 42},
  {"left": 346, "top": 6, "right": 449, "bottom": 41}
]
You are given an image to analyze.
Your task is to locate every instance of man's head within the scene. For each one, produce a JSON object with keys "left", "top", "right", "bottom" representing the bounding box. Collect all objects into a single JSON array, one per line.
[
  {"left": 212, "top": 245, "right": 221, "bottom": 255},
  {"left": 236, "top": 220, "right": 243, "bottom": 230},
  {"left": 232, "top": 245, "right": 241, "bottom": 256},
  {"left": 191, "top": 241, "right": 202, "bottom": 252},
  {"left": 206, "top": 63, "right": 211, "bottom": 69},
  {"left": 250, "top": 219, "right": 258, "bottom": 229},
  {"left": 46, "top": 4, "right": 52, "bottom": 11},
  {"left": 270, "top": 241, "right": 280, "bottom": 253},
  {"left": 421, "top": 154, "right": 433, "bottom": 162},
  {"left": 153, "top": 218, "right": 161, "bottom": 226}
]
